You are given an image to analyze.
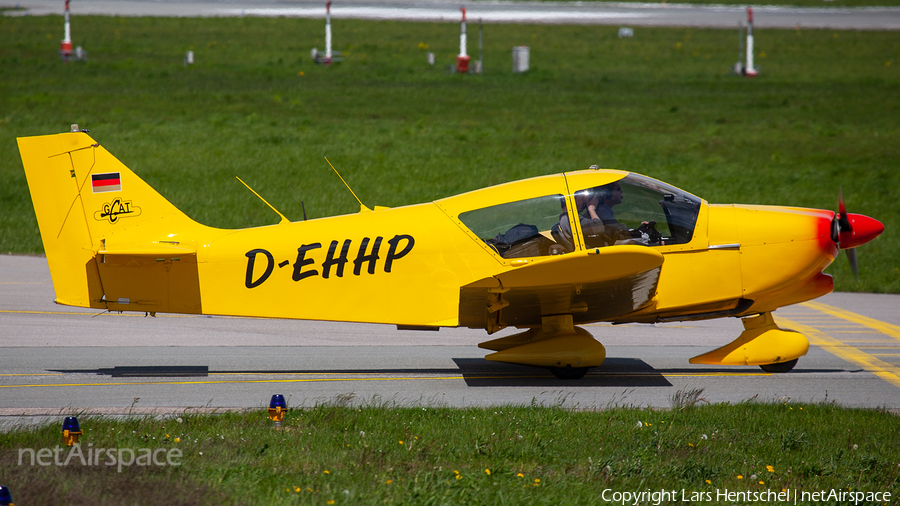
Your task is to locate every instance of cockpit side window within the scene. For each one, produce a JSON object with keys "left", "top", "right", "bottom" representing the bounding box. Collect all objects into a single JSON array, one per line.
[
  {"left": 458, "top": 194, "right": 569, "bottom": 258},
  {"left": 572, "top": 175, "right": 701, "bottom": 248}
]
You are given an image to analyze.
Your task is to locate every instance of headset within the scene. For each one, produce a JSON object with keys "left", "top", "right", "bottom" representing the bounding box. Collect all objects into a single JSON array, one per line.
[{"left": 596, "top": 183, "right": 620, "bottom": 200}]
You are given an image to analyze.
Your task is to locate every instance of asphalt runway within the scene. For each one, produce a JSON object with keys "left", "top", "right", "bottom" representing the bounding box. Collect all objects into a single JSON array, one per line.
[
  {"left": 2, "top": 254, "right": 899, "bottom": 428},
  {"left": 10, "top": 0, "right": 900, "bottom": 30}
]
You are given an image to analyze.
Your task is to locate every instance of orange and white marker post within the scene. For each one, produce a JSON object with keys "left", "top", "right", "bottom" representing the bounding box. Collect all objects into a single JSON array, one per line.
[
  {"left": 312, "top": 2, "right": 342, "bottom": 65},
  {"left": 744, "top": 7, "right": 758, "bottom": 77},
  {"left": 456, "top": 8, "right": 470, "bottom": 73},
  {"left": 60, "top": 0, "right": 73, "bottom": 61},
  {"left": 324, "top": 1, "right": 333, "bottom": 63}
]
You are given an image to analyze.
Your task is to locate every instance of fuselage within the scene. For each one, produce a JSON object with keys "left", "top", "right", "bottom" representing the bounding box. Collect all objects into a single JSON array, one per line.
[
  {"left": 16, "top": 132, "right": 855, "bottom": 331},
  {"left": 190, "top": 170, "right": 842, "bottom": 328}
]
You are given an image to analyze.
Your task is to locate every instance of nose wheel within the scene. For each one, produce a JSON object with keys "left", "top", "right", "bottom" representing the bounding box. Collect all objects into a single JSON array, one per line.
[
  {"left": 550, "top": 367, "right": 590, "bottom": 379},
  {"left": 759, "top": 359, "right": 798, "bottom": 373},
  {"left": 549, "top": 366, "right": 590, "bottom": 380}
]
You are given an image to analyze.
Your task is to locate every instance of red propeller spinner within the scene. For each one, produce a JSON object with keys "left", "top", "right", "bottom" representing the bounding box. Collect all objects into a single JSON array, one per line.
[{"left": 834, "top": 188, "right": 884, "bottom": 278}]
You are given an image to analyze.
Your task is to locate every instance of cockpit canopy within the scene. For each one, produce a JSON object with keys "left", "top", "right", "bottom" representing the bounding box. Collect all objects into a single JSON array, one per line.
[
  {"left": 455, "top": 172, "right": 702, "bottom": 259},
  {"left": 593, "top": 173, "right": 702, "bottom": 245}
]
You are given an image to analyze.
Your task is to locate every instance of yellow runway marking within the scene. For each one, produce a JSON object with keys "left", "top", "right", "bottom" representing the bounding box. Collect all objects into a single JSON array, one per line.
[
  {"left": 0, "top": 371, "right": 770, "bottom": 389},
  {"left": 803, "top": 301, "right": 900, "bottom": 342},
  {"left": 783, "top": 303, "right": 900, "bottom": 390},
  {"left": 0, "top": 309, "right": 205, "bottom": 318},
  {"left": 207, "top": 372, "right": 375, "bottom": 376},
  {"left": 0, "top": 376, "right": 470, "bottom": 388},
  {"left": 826, "top": 339, "right": 896, "bottom": 344},
  {"left": 778, "top": 316, "right": 900, "bottom": 390},
  {"left": 201, "top": 371, "right": 766, "bottom": 378},
  {"left": 795, "top": 325, "right": 865, "bottom": 329},
  {"left": 0, "top": 309, "right": 253, "bottom": 320},
  {"left": 662, "top": 372, "right": 769, "bottom": 377},
  {"left": 0, "top": 310, "right": 94, "bottom": 316},
  {"left": 0, "top": 373, "right": 64, "bottom": 377}
]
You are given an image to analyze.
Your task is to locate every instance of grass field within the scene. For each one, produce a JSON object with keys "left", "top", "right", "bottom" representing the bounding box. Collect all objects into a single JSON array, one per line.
[
  {"left": 2, "top": 400, "right": 899, "bottom": 505},
  {"left": 1, "top": 15, "right": 897, "bottom": 292}
]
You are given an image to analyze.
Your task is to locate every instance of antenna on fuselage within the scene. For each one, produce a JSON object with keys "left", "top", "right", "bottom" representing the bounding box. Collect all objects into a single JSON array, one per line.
[
  {"left": 325, "top": 157, "right": 371, "bottom": 213},
  {"left": 235, "top": 176, "right": 290, "bottom": 224},
  {"left": 288, "top": 185, "right": 308, "bottom": 221}
]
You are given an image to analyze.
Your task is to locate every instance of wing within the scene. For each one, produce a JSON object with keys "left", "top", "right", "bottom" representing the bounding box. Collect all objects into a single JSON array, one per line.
[{"left": 459, "top": 245, "right": 663, "bottom": 332}]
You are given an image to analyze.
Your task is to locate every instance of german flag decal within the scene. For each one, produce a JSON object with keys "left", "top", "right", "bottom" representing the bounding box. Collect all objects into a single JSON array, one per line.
[{"left": 91, "top": 172, "right": 122, "bottom": 193}]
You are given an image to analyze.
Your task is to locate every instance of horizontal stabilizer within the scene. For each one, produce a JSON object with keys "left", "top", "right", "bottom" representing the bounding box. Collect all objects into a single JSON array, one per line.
[{"left": 99, "top": 242, "right": 197, "bottom": 256}]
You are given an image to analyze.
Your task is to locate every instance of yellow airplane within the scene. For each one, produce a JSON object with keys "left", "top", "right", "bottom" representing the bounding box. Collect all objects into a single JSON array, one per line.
[{"left": 18, "top": 131, "right": 884, "bottom": 379}]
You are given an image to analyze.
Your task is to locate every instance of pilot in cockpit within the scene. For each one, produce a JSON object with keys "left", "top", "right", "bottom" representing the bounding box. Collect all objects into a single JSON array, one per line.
[
  {"left": 593, "top": 183, "right": 631, "bottom": 239},
  {"left": 553, "top": 182, "right": 663, "bottom": 250},
  {"left": 594, "top": 182, "right": 663, "bottom": 246}
]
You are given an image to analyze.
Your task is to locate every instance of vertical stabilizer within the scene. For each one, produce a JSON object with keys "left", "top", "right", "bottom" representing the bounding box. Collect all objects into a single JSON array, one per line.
[{"left": 18, "top": 132, "right": 207, "bottom": 311}]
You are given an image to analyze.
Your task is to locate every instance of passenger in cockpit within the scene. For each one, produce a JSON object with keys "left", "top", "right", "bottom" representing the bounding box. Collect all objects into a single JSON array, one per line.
[{"left": 554, "top": 190, "right": 608, "bottom": 249}]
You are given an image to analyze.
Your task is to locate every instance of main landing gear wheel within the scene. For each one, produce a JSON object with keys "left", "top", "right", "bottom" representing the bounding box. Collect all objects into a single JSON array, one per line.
[
  {"left": 550, "top": 366, "right": 590, "bottom": 380},
  {"left": 759, "top": 359, "right": 798, "bottom": 373}
]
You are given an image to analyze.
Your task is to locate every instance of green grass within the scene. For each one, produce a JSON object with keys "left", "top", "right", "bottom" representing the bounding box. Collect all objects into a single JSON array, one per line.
[
  {"left": 2, "top": 400, "right": 899, "bottom": 505},
  {"left": 1, "top": 16, "right": 898, "bottom": 292}
]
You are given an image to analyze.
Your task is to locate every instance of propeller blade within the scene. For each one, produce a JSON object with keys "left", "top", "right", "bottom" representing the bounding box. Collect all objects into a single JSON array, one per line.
[
  {"left": 837, "top": 187, "right": 852, "bottom": 232},
  {"left": 846, "top": 247, "right": 859, "bottom": 279}
]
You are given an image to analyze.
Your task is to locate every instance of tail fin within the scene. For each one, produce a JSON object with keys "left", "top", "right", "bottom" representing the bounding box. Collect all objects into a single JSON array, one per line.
[{"left": 18, "top": 132, "right": 208, "bottom": 313}]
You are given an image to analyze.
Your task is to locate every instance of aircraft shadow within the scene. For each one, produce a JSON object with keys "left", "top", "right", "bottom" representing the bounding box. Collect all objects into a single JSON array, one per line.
[
  {"left": 450, "top": 360, "right": 846, "bottom": 386},
  {"left": 48, "top": 359, "right": 669, "bottom": 387},
  {"left": 452, "top": 358, "right": 673, "bottom": 387},
  {"left": 48, "top": 363, "right": 844, "bottom": 387},
  {"left": 48, "top": 366, "right": 467, "bottom": 377},
  {"left": 49, "top": 366, "right": 210, "bottom": 377}
]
